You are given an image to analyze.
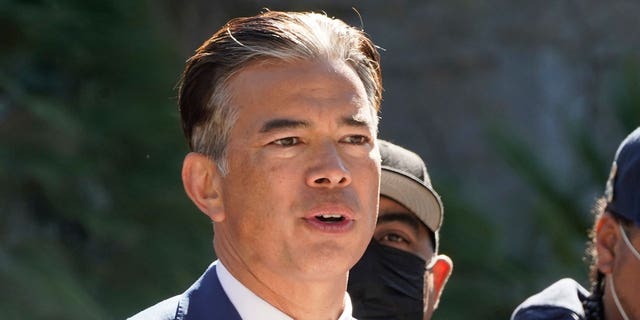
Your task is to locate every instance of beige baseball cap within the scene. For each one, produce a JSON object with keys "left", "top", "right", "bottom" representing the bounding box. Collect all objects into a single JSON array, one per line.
[{"left": 378, "top": 140, "right": 443, "bottom": 245}]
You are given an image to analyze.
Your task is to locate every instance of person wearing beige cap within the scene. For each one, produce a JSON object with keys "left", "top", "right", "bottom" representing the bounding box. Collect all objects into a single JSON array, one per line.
[{"left": 348, "top": 140, "right": 453, "bottom": 320}]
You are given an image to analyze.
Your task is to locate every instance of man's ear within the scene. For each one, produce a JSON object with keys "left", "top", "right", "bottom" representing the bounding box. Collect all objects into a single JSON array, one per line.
[
  {"left": 182, "top": 152, "right": 225, "bottom": 222},
  {"left": 430, "top": 254, "right": 453, "bottom": 309},
  {"left": 595, "top": 213, "right": 619, "bottom": 275}
]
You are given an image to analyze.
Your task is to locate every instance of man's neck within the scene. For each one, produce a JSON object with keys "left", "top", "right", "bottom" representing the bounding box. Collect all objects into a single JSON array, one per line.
[
  {"left": 603, "top": 288, "right": 624, "bottom": 320},
  {"left": 218, "top": 255, "right": 347, "bottom": 320}
]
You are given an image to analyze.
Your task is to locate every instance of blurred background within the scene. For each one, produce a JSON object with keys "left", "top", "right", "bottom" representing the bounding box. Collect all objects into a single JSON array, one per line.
[{"left": 1, "top": 0, "right": 639, "bottom": 319}]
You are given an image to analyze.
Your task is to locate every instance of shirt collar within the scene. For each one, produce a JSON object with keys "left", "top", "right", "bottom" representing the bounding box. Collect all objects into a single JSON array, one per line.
[
  {"left": 216, "top": 260, "right": 354, "bottom": 320},
  {"left": 339, "top": 293, "right": 354, "bottom": 320}
]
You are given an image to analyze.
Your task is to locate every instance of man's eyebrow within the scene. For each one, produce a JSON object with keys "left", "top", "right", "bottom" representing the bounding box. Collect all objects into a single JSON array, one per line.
[
  {"left": 259, "top": 118, "right": 310, "bottom": 133},
  {"left": 341, "top": 116, "right": 370, "bottom": 128},
  {"left": 377, "top": 212, "right": 422, "bottom": 235},
  {"left": 260, "top": 116, "right": 369, "bottom": 133}
]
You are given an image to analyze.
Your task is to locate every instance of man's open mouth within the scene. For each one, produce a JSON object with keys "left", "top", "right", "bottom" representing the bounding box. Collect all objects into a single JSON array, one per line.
[{"left": 315, "top": 214, "right": 346, "bottom": 223}]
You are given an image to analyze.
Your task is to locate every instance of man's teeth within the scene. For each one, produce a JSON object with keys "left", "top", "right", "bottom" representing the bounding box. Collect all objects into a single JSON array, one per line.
[
  {"left": 319, "top": 214, "right": 342, "bottom": 219},
  {"left": 315, "top": 214, "right": 345, "bottom": 222}
]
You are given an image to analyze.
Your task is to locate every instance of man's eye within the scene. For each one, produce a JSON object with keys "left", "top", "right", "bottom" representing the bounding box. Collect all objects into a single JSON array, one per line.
[
  {"left": 272, "top": 137, "right": 300, "bottom": 147},
  {"left": 380, "top": 233, "right": 408, "bottom": 244},
  {"left": 343, "top": 135, "right": 369, "bottom": 145}
]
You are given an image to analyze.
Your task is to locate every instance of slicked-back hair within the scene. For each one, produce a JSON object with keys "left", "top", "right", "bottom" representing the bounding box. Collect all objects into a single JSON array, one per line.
[{"left": 178, "top": 10, "right": 383, "bottom": 174}]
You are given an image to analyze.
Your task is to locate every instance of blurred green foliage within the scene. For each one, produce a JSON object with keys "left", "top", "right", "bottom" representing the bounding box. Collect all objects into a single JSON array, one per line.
[
  {"left": 1, "top": 1, "right": 638, "bottom": 319},
  {"left": 448, "top": 60, "right": 639, "bottom": 319},
  {"left": 0, "top": 0, "right": 214, "bottom": 318}
]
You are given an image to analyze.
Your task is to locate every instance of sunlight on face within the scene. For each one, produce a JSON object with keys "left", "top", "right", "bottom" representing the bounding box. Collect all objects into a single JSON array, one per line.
[{"left": 213, "top": 58, "right": 381, "bottom": 283}]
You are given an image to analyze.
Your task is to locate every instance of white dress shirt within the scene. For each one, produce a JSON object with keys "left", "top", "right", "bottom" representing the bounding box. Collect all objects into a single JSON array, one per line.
[{"left": 216, "top": 260, "right": 354, "bottom": 320}]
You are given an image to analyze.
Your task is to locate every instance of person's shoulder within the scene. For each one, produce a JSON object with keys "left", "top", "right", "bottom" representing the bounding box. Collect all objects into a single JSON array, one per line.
[
  {"left": 127, "top": 262, "right": 221, "bottom": 320},
  {"left": 127, "top": 295, "right": 181, "bottom": 320},
  {"left": 511, "top": 278, "right": 589, "bottom": 320}
]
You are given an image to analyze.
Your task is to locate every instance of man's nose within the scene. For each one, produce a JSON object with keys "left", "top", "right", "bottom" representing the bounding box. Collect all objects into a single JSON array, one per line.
[{"left": 305, "top": 142, "right": 352, "bottom": 188}]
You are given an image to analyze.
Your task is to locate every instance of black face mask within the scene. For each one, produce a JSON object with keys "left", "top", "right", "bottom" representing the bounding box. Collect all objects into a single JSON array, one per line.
[{"left": 347, "top": 240, "right": 426, "bottom": 320}]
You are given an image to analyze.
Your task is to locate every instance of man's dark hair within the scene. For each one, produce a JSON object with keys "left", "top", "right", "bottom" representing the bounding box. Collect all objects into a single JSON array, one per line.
[{"left": 177, "top": 10, "right": 382, "bottom": 174}]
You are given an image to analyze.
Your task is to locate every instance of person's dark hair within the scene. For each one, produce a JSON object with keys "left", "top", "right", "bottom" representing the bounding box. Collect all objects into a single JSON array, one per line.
[
  {"left": 177, "top": 10, "right": 382, "bottom": 174},
  {"left": 586, "top": 197, "right": 606, "bottom": 288}
]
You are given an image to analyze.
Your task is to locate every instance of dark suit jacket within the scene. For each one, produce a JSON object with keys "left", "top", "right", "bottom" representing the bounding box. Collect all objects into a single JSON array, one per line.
[{"left": 129, "top": 263, "right": 242, "bottom": 320}]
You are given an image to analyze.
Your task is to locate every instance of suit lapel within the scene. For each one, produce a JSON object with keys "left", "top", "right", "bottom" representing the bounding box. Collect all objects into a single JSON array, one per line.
[{"left": 178, "top": 263, "right": 242, "bottom": 320}]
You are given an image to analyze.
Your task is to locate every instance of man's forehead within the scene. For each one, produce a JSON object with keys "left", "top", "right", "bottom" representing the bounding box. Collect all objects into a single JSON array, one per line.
[
  {"left": 377, "top": 210, "right": 419, "bottom": 222},
  {"left": 377, "top": 211, "right": 423, "bottom": 234}
]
